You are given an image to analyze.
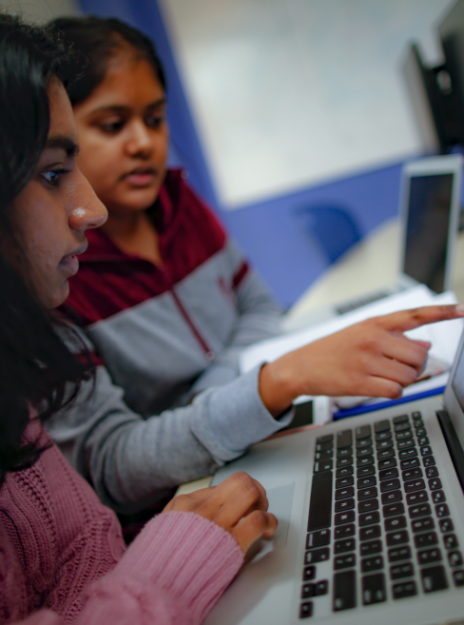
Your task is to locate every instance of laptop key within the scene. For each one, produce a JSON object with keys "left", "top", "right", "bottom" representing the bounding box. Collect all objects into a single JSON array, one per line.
[
  {"left": 395, "top": 430, "right": 413, "bottom": 441},
  {"left": 302, "top": 583, "right": 316, "bottom": 599},
  {"left": 374, "top": 420, "right": 390, "bottom": 433},
  {"left": 314, "top": 460, "right": 333, "bottom": 473},
  {"left": 390, "top": 562, "right": 414, "bottom": 579},
  {"left": 397, "top": 439, "right": 415, "bottom": 451},
  {"left": 399, "top": 448, "right": 418, "bottom": 460},
  {"left": 388, "top": 546, "right": 411, "bottom": 562},
  {"left": 336, "top": 466, "right": 354, "bottom": 478},
  {"left": 444, "top": 534, "right": 459, "bottom": 550},
  {"left": 453, "top": 570, "right": 464, "bottom": 586},
  {"left": 394, "top": 422, "right": 411, "bottom": 433},
  {"left": 299, "top": 602, "right": 313, "bottom": 619},
  {"left": 431, "top": 490, "right": 446, "bottom": 504},
  {"left": 335, "top": 498, "right": 355, "bottom": 513},
  {"left": 334, "top": 538, "right": 356, "bottom": 554},
  {"left": 402, "top": 468, "right": 423, "bottom": 481},
  {"left": 357, "top": 456, "right": 374, "bottom": 468},
  {"left": 378, "top": 458, "right": 397, "bottom": 470},
  {"left": 335, "top": 510, "right": 355, "bottom": 526},
  {"left": 335, "top": 524, "right": 355, "bottom": 539},
  {"left": 357, "top": 476, "right": 376, "bottom": 489},
  {"left": 379, "top": 468, "right": 398, "bottom": 481},
  {"left": 449, "top": 551, "right": 463, "bottom": 567},
  {"left": 393, "top": 415, "right": 409, "bottom": 425},
  {"left": 357, "top": 438, "right": 373, "bottom": 449},
  {"left": 392, "top": 580, "right": 417, "bottom": 599},
  {"left": 337, "top": 430, "right": 353, "bottom": 449},
  {"left": 361, "top": 556, "right": 384, "bottom": 573},
  {"left": 377, "top": 448, "right": 395, "bottom": 460},
  {"left": 335, "top": 486, "right": 354, "bottom": 500},
  {"left": 400, "top": 458, "right": 420, "bottom": 470},
  {"left": 358, "top": 487, "right": 378, "bottom": 501},
  {"left": 425, "top": 466, "right": 439, "bottom": 478},
  {"left": 315, "top": 449, "right": 333, "bottom": 461},
  {"left": 439, "top": 518, "right": 454, "bottom": 533},
  {"left": 358, "top": 499, "right": 379, "bottom": 513},
  {"left": 413, "top": 419, "right": 425, "bottom": 428},
  {"left": 435, "top": 503, "right": 450, "bottom": 518},
  {"left": 376, "top": 431, "right": 392, "bottom": 441},
  {"left": 420, "top": 446, "right": 433, "bottom": 457},
  {"left": 337, "top": 457, "right": 353, "bottom": 468},
  {"left": 357, "top": 447, "right": 373, "bottom": 458},
  {"left": 305, "top": 547, "right": 330, "bottom": 564},
  {"left": 386, "top": 530, "right": 409, "bottom": 547},
  {"left": 308, "top": 470, "right": 333, "bottom": 531},
  {"left": 315, "top": 440, "right": 333, "bottom": 452},
  {"left": 303, "top": 566, "right": 316, "bottom": 581},
  {"left": 337, "top": 447, "right": 352, "bottom": 458},
  {"left": 421, "top": 565, "right": 448, "bottom": 593},
  {"left": 412, "top": 411, "right": 422, "bottom": 419},
  {"left": 317, "top": 434, "right": 334, "bottom": 444},
  {"left": 409, "top": 503, "right": 432, "bottom": 519},
  {"left": 336, "top": 476, "right": 354, "bottom": 489},
  {"left": 385, "top": 516, "right": 407, "bottom": 532},
  {"left": 404, "top": 479, "right": 425, "bottom": 494},
  {"left": 359, "top": 511, "right": 380, "bottom": 526},
  {"left": 376, "top": 439, "right": 393, "bottom": 450},
  {"left": 334, "top": 554, "right": 356, "bottom": 570},
  {"left": 415, "top": 427, "right": 427, "bottom": 437},
  {"left": 356, "top": 425, "right": 372, "bottom": 439},
  {"left": 357, "top": 465, "right": 375, "bottom": 478},
  {"left": 417, "top": 436, "right": 429, "bottom": 447},
  {"left": 414, "top": 532, "right": 438, "bottom": 549},
  {"left": 417, "top": 548, "right": 442, "bottom": 565},
  {"left": 361, "top": 540, "right": 382, "bottom": 556},
  {"left": 406, "top": 491, "right": 428, "bottom": 506},
  {"left": 382, "top": 490, "right": 403, "bottom": 505},
  {"left": 306, "top": 529, "right": 331, "bottom": 550},
  {"left": 411, "top": 517, "right": 434, "bottom": 533},
  {"left": 362, "top": 573, "right": 386, "bottom": 605},
  {"left": 423, "top": 455, "right": 436, "bottom": 467},
  {"left": 380, "top": 479, "right": 400, "bottom": 493},
  {"left": 429, "top": 478, "right": 442, "bottom": 491},
  {"left": 383, "top": 502, "right": 405, "bottom": 518},
  {"left": 333, "top": 570, "right": 356, "bottom": 610},
  {"left": 360, "top": 525, "right": 381, "bottom": 542}
]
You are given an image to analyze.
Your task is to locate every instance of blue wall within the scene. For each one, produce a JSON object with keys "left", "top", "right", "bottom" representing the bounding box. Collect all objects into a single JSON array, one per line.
[{"left": 78, "top": 0, "right": 408, "bottom": 309}]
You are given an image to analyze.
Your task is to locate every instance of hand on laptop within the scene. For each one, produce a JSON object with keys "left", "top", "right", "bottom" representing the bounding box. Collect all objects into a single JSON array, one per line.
[
  {"left": 164, "top": 472, "right": 278, "bottom": 554},
  {"left": 259, "top": 304, "right": 464, "bottom": 417}
]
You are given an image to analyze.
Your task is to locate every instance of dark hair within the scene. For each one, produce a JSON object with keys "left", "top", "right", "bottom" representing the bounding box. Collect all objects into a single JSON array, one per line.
[
  {"left": 48, "top": 16, "right": 166, "bottom": 106},
  {"left": 0, "top": 14, "right": 93, "bottom": 484}
]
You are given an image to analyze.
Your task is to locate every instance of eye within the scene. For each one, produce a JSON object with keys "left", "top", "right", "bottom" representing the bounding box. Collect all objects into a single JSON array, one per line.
[
  {"left": 42, "top": 169, "right": 67, "bottom": 187},
  {"left": 146, "top": 114, "right": 165, "bottom": 129},
  {"left": 100, "top": 119, "right": 125, "bottom": 134}
]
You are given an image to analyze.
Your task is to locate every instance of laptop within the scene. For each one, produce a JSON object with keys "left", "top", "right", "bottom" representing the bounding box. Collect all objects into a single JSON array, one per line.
[
  {"left": 206, "top": 326, "right": 464, "bottom": 625},
  {"left": 286, "top": 154, "right": 463, "bottom": 330}
]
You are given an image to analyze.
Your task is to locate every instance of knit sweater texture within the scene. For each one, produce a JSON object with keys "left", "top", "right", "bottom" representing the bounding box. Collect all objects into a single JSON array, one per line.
[
  {"left": 47, "top": 170, "right": 291, "bottom": 515},
  {"left": 0, "top": 423, "right": 243, "bottom": 625}
]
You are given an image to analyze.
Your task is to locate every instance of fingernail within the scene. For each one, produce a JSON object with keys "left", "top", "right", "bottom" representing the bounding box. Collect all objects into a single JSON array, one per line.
[{"left": 456, "top": 304, "right": 464, "bottom": 315}]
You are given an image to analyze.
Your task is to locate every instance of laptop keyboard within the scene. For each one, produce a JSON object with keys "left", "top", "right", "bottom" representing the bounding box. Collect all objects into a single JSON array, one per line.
[{"left": 299, "top": 411, "right": 464, "bottom": 619}]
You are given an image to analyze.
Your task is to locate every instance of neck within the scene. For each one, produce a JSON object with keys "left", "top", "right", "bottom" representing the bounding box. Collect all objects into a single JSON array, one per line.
[{"left": 101, "top": 208, "right": 162, "bottom": 266}]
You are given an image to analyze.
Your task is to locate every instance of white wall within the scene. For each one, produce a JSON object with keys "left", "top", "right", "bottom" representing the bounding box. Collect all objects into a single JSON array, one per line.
[
  {"left": 162, "top": 0, "right": 456, "bottom": 209},
  {"left": 0, "top": 0, "right": 79, "bottom": 23}
]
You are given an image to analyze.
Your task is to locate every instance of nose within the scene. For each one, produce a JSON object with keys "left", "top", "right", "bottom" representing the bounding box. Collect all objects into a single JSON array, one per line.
[
  {"left": 125, "top": 118, "right": 153, "bottom": 157},
  {"left": 68, "top": 170, "right": 108, "bottom": 233}
]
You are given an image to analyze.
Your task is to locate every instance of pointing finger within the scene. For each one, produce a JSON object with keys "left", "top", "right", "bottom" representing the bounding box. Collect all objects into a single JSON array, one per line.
[{"left": 377, "top": 304, "right": 464, "bottom": 333}]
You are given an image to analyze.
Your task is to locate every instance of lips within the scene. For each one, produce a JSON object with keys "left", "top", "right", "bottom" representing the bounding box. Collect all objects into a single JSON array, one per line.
[
  {"left": 59, "top": 241, "right": 88, "bottom": 277},
  {"left": 123, "top": 166, "right": 157, "bottom": 187}
]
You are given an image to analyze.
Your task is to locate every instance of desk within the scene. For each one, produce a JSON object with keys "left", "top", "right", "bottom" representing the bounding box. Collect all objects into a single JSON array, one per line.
[{"left": 284, "top": 218, "right": 464, "bottom": 332}]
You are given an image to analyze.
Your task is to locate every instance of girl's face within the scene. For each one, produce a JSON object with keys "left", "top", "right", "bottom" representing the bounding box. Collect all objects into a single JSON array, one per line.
[
  {"left": 7, "top": 79, "right": 107, "bottom": 309},
  {"left": 73, "top": 54, "right": 169, "bottom": 217}
]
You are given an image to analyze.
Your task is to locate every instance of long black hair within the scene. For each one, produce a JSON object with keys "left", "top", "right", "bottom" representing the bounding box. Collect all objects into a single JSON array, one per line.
[
  {"left": 0, "top": 14, "right": 93, "bottom": 484},
  {"left": 48, "top": 15, "right": 166, "bottom": 106}
]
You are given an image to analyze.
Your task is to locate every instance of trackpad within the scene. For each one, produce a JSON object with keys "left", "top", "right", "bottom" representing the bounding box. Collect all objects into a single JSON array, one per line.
[{"left": 266, "top": 482, "right": 295, "bottom": 548}]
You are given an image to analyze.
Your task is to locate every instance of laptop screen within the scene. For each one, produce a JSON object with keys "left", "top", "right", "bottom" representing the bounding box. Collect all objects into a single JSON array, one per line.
[{"left": 403, "top": 173, "right": 454, "bottom": 293}]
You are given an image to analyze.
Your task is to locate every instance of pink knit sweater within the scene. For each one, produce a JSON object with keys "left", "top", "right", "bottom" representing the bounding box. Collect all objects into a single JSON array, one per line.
[{"left": 0, "top": 423, "right": 243, "bottom": 625}]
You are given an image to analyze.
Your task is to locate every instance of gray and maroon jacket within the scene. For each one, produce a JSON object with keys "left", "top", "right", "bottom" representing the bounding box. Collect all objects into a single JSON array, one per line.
[{"left": 48, "top": 170, "right": 287, "bottom": 514}]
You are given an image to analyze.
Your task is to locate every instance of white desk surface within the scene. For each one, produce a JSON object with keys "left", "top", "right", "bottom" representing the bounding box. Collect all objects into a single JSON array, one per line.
[{"left": 286, "top": 217, "right": 464, "bottom": 325}]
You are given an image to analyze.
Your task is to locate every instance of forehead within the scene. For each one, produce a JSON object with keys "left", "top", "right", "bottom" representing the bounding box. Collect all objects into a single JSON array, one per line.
[
  {"left": 47, "top": 79, "right": 78, "bottom": 142},
  {"left": 81, "top": 55, "right": 165, "bottom": 110}
]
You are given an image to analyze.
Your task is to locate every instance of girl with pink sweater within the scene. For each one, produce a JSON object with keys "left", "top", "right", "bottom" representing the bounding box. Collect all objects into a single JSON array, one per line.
[{"left": 0, "top": 15, "right": 277, "bottom": 625}]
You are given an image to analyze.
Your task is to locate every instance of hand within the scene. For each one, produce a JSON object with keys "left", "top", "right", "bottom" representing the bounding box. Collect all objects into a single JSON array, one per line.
[
  {"left": 259, "top": 304, "right": 464, "bottom": 416},
  {"left": 163, "top": 472, "right": 278, "bottom": 554}
]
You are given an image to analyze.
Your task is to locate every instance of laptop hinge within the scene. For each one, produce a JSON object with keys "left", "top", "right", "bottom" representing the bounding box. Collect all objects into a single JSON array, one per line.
[{"left": 436, "top": 409, "right": 464, "bottom": 494}]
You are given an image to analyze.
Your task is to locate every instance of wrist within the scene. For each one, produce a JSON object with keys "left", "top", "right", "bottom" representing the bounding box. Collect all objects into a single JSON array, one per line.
[{"left": 258, "top": 361, "right": 296, "bottom": 417}]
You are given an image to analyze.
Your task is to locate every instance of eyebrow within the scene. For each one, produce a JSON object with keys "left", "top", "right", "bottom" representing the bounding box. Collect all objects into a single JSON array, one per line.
[
  {"left": 90, "top": 98, "right": 167, "bottom": 115},
  {"left": 45, "top": 136, "right": 80, "bottom": 157}
]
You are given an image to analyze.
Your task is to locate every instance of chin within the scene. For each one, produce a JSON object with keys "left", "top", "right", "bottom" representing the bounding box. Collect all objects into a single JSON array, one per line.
[{"left": 49, "top": 282, "right": 70, "bottom": 309}]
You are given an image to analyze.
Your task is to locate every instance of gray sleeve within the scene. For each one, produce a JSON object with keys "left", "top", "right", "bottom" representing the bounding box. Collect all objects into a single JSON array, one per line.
[
  {"left": 46, "top": 363, "right": 292, "bottom": 515},
  {"left": 190, "top": 247, "right": 283, "bottom": 394}
]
